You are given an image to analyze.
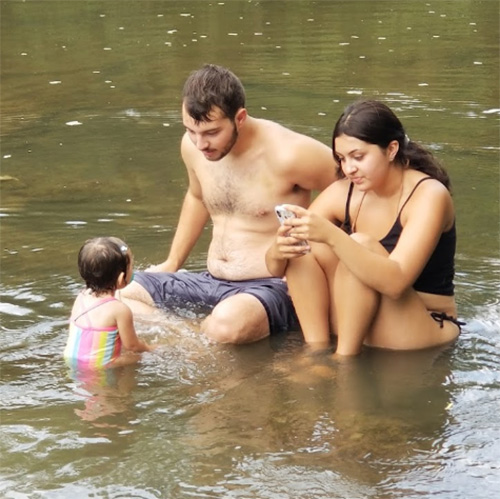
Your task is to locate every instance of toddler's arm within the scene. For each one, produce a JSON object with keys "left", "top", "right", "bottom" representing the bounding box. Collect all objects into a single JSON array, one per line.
[{"left": 116, "top": 304, "right": 155, "bottom": 352}]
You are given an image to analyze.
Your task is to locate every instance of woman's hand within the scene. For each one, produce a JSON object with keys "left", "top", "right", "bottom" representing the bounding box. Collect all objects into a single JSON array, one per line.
[
  {"left": 275, "top": 223, "right": 311, "bottom": 259},
  {"left": 281, "top": 205, "right": 336, "bottom": 246},
  {"left": 265, "top": 218, "right": 310, "bottom": 277}
]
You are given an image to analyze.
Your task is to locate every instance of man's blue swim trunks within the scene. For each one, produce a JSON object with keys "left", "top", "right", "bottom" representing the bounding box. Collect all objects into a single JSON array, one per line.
[{"left": 133, "top": 271, "right": 298, "bottom": 334}]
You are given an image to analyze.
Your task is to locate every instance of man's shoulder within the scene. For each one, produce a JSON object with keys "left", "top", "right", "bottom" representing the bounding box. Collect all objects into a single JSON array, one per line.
[
  {"left": 251, "top": 120, "right": 336, "bottom": 188},
  {"left": 256, "top": 117, "right": 314, "bottom": 138},
  {"left": 254, "top": 118, "right": 329, "bottom": 153},
  {"left": 180, "top": 132, "right": 198, "bottom": 167}
]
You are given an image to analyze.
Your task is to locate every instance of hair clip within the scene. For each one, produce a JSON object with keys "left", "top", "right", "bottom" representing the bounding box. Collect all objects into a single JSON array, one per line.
[
  {"left": 120, "top": 245, "right": 128, "bottom": 253},
  {"left": 404, "top": 134, "right": 410, "bottom": 146}
]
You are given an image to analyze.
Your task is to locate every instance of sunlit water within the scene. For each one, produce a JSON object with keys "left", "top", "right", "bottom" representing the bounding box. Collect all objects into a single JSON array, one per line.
[{"left": 1, "top": 1, "right": 499, "bottom": 498}]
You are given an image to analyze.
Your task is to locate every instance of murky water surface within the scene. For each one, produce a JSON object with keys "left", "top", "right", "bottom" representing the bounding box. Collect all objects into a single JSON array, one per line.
[{"left": 1, "top": 1, "right": 499, "bottom": 498}]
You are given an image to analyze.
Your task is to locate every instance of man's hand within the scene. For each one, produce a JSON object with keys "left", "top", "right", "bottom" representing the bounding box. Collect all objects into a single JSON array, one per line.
[{"left": 145, "top": 260, "right": 177, "bottom": 273}]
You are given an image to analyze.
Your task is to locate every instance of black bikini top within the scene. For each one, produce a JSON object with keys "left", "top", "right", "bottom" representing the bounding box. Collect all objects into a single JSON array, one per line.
[{"left": 341, "top": 177, "right": 456, "bottom": 295}]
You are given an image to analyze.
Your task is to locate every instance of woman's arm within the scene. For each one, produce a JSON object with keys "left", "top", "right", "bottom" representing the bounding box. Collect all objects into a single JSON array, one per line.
[
  {"left": 283, "top": 181, "right": 452, "bottom": 299},
  {"left": 265, "top": 180, "right": 347, "bottom": 277}
]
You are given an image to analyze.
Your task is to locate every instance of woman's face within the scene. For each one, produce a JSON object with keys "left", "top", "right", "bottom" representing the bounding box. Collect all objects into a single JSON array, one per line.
[{"left": 334, "top": 134, "right": 395, "bottom": 190}]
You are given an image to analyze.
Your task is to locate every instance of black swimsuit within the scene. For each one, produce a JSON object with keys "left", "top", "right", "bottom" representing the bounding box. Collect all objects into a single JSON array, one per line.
[
  {"left": 342, "top": 177, "right": 464, "bottom": 329},
  {"left": 342, "top": 177, "right": 456, "bottom": 294}
]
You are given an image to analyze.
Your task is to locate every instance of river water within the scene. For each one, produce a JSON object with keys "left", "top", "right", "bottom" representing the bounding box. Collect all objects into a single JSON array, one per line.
[{"left": 1, "top": 1, "right": 499, "bottom": 498}]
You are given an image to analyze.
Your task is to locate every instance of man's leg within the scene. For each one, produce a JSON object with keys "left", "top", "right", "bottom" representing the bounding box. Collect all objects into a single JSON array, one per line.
[
  {"left": 120, "top": 271, "right": 208, "bottom": 316},
  {"left": 117, "top": 281, "right": 158, "bottom": 315},
  {"left": 201, "top": 293, "right": 270, "bottom": 344}
]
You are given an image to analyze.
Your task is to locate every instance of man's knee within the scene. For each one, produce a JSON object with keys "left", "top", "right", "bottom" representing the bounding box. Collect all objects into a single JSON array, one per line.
[
  {"left": 202, "top": 312, "right": 242, "bottom": 343},
  {"left": 201, "top": 296, "right": 269, "bottom": 344}
]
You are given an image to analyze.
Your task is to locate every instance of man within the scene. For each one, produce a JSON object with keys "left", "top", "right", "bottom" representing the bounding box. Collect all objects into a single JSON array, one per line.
[{"left": 122, "top": 64, "right": 337, "bottom": 344}]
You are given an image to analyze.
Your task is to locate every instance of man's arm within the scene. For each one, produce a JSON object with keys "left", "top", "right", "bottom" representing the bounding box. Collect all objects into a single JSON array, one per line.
[
  {"left": 150, "top": 189, "right": 209, "bottom": 272},
  {"left": 149, "top": 136, "right": 210, "bottom": 273},
  {"left": 290, "top": 134, "right": 338, "bottom": 194}
]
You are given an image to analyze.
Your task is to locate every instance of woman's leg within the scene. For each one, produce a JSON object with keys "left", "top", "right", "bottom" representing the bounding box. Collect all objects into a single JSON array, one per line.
[
  {"left": 333, "top": 260, "right": 381, "bottom": 356},
  {"left": 286, "top": 243, "right": 338, "bottom": 348},
  {"left": 364, "top": 290, "right": 460, "bottom": 351},
  {"left": 332, "top": 234, "right": 460, "bottom": 355}
]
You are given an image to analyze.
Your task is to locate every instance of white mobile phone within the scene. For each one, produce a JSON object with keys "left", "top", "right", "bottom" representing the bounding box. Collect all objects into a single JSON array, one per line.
[
  {"left": 274, "top": 204, "right": 296, "bottom": 225},
  {"left": 274, "top": 205, "right": 307, "bottom": 245}
]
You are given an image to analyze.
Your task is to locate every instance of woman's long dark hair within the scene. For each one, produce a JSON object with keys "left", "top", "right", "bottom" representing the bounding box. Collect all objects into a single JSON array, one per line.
[{"left": 332, "top": 100, "right": 451, "bottom": 189}]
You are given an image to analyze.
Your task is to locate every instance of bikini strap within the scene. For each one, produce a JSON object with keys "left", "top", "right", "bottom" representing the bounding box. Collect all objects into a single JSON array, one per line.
[
  {"left": 72, "top": 295, "right": 117, "bottom": 323},
  {"left": 430, "top": 311, "right": 466, "bottom": 329},
  {"left": 341, "top": 182, "right": 355, "bottom": 233},
  {"left": 398, "top": 176, "right": 433, "bottom": 216}
]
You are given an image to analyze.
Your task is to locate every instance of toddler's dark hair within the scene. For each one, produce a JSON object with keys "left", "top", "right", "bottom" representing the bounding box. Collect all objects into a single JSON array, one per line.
[{"left": 78, "top": 237, "right": 130, "bottom": 294}]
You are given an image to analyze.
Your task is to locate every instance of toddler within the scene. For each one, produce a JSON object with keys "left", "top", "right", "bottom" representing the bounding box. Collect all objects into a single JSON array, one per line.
[{"left": 64, "top": 236, "right": 154, "bottom": 369}]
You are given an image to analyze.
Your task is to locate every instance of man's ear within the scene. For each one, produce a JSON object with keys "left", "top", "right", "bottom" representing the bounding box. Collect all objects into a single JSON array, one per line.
[{"left": 234, "top": 108, "right": 247, "bottom": 129}]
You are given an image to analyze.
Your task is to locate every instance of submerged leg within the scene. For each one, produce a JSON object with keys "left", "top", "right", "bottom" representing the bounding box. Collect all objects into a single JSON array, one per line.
[
  {"left": 286, "top": 244, "right": 338, "bottom": 349},
  {"left": 333, "top": 260, "right": 380, "bottom": 356}
]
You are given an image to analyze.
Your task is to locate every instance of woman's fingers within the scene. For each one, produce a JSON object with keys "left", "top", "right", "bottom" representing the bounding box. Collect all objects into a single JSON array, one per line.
[
  {"left": 277, "top": 235, "right": 310, "bottom": 257},
  {"left": 283, "top": 204, "right": 308, "bottom": 217}
]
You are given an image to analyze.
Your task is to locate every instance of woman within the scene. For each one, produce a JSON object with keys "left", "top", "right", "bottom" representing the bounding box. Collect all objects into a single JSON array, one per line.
[{"left": 266, "top": 100, "right": 463, "bottom": 356}]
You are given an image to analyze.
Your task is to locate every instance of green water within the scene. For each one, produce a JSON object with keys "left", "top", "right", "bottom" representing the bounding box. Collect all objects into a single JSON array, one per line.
[{"left": 1, "top": 1, "right": 499, "bottom": 498}]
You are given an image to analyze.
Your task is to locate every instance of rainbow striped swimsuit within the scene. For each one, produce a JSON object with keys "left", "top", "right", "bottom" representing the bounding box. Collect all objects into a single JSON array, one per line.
[{"left": 64, "top": 296, "right": 122, "bottom": 369}]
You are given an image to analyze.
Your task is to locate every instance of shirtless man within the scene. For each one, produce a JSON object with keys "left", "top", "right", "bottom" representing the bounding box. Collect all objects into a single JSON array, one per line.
[{"left": 121, "top": 64, "right": 337, "bottom": 344}]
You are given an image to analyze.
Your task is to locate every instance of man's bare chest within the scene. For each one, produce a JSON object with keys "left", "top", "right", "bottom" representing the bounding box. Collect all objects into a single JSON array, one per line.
[{"left": 197, "top": 163, "right": 284, "bottom": 217}]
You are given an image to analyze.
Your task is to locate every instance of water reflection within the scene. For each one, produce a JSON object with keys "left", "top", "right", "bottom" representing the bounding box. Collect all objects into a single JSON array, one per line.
[
  {"left": 179, "top": 345, "right": 454, "bottom": 491},
  {"left": 67, "top": 364, "right": 138, "bottom": 427}
]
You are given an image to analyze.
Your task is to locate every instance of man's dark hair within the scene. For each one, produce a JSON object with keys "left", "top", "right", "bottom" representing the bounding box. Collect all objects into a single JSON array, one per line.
[{"left": 182, "top": 64, "right": 246, "bottom": 122}]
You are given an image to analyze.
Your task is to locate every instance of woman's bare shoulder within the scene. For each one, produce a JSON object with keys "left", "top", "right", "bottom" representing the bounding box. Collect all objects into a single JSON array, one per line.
[
  {"left": 402, "top": 172, "right": 455, "bottom": 227},
  {"left": 406, "top": 172, "right": 452, "bottom": 206}
]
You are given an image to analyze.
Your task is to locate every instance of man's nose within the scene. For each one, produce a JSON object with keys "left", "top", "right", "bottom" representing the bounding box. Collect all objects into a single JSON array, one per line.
[{"left": 195, "top": 135, "right": 209, "bottom": 150}]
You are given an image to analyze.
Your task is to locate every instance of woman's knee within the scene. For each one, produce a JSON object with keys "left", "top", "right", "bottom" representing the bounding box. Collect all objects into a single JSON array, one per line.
[
  {"left": 308, "top": 242, "right": 339, "bottom": 276},
  {"left": 287, "top": 251, "right": 317, "bottom": 273},
  {"left": 350, "top": 232, "right": 388, "bottom": 255}
]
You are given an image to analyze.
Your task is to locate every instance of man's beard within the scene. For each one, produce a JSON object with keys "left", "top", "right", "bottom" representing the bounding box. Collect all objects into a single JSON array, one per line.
[{"left": 206, "top": 125, "right": 238, "bottom": 161}]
